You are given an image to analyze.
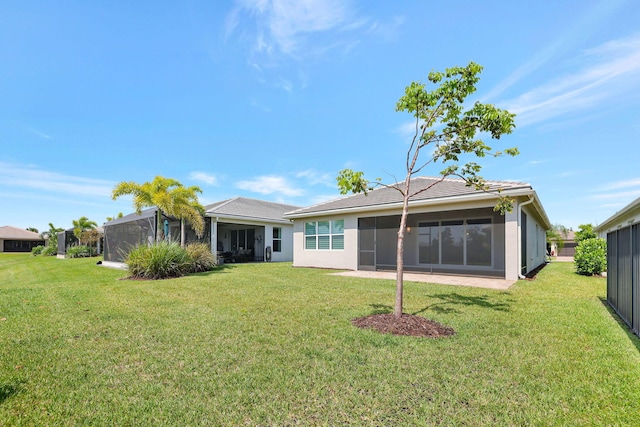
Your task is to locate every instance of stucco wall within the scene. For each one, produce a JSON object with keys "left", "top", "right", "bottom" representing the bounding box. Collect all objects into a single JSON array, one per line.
[
  {"left": 292, "top": 213, "right": 359, "bottom": 270},
  {"left": 522, "top": 204, "right": 547, "bottom": 275}
]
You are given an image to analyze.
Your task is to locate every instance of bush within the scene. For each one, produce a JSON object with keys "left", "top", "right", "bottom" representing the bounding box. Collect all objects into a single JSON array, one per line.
[
  {"left": 126, "top": 241, "right": 191, "bottom": 280},
  {"left": 185, "top": 242, "right": 216, "bottom": 273},
  {"left": 574, "top": 238, "right": 607, "bottom": 276},
  {"left": 42, "top": 246, "right": 58, "bottom": 256},
  {"left": 31, "top": 245, "right": 45, "bottom": 256},
  {"left": 66, "top": 245, "right": 93, "bottom": 258}
]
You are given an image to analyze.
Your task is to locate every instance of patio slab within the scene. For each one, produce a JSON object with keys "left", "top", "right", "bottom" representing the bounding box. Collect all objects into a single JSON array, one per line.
[{"left": 329, "top": 270, "right": 517, "bottom": 290}]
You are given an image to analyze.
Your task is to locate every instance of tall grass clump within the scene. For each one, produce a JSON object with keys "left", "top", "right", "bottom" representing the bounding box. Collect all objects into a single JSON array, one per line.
[
  {"left": 185, "top": 242, "right": 216, "bottom": 273},
  {"left": 126, "top": 241, "right": 191, "bottom": 279}
]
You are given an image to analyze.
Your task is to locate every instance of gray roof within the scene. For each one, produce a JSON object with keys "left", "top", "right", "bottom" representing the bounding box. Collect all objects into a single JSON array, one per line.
[
  {"left": 0, "top": 226, "right": 44, "bottom": 240},
  {"left": 285, "top": 176, "right": 533, "bottom": 217},
  {"left": 206, "top": 197, "right": 300, "bottom": 223},
  {"left": 104, "top": 208, "right": 157, "bottom": 227}
]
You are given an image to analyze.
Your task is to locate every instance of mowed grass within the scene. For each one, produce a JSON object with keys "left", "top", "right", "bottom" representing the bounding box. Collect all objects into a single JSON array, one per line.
[{"left": 1, "top": 254, "right": 639, "bottom": 425}]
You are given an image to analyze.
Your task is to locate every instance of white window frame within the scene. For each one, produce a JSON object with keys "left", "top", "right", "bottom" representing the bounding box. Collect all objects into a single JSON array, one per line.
[
  {"left": 304, "top": 220, "right": 344, "bottom": 250},
  {"left": 273, "top": 227, "right": 282, "bottom": 252}
]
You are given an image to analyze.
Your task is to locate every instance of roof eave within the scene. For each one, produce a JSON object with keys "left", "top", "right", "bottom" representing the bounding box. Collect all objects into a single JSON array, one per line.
[
  {"left": 595, "top": 196, "right": 640, "bottom": 233},
  {"left": 284, "top": 187, "right": 536, "bottom": 219}
]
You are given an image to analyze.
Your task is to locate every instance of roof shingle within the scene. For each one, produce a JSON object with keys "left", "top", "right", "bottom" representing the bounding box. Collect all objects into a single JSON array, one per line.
[{"left": 285, "top": 176, "right": 532, "bottom": 217}]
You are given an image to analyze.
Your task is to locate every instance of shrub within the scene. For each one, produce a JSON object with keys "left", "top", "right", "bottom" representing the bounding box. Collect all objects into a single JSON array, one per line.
[
  {"left": 574, "top": 238, "right": 607, "bottom": 276},
  {"left": 31, "top": 245, "right": 45, "bottom": 256},
  {"left": 185, "top": 242, "right": 216, "bottom": 273},
  {"left": 42, "top": 246, "right": 58, "bottom": 256},
  {"left": 126, "top": 241, "right": 191, "bottom": 280},
  {"left": 66, "top": 245, "right": 93, "bottom": 258}
]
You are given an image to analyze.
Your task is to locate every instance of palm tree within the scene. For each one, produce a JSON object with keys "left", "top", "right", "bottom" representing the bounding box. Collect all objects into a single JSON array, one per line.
[
  {"left": 41, "top": 222, "right": 64, "bottom": 247},
  {"left": 72, "top": 216, "right": 97, "bottom": 246},
  {"left": 111, "top": 176, "right": 205, "bottom": 246}
]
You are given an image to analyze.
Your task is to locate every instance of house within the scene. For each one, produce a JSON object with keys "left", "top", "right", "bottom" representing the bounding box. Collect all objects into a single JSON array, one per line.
[
  {"left": 595, "top": 197, "right": 640, "bottom": 337},
  {"left": 284, "top": 176, "right": 551, "bottom": 281},
  {"left": 0, "top": 226, "right": 45, "bottom": 252},
  {"left": 549, "top": 230, "right": 576, "bottom": 257},
  {"left": 102, "top": 197, "right": 299, "bottom": 263}
]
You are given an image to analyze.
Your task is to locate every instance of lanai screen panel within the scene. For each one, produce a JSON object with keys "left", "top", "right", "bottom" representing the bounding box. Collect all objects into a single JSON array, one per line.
[{"left": 103, "top": 216, "right": 155, "bottom": 262}]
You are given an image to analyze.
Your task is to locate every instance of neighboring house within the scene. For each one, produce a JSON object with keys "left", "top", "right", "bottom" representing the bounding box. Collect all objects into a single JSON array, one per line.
[
  {"left": 595, "top": 197, "right": 640, "bottom": 337},
  {"left": 0, "top": 226, "right": 45, "bottom": 252},
  {"left": 103, "top": 197, "right": 299, "bottom": 263},
  {"left": 549, "top": 230, "right": 576, "bottom": 257},
  {"left": 284, "top": 176, "right": 551, "bottom": 281}
]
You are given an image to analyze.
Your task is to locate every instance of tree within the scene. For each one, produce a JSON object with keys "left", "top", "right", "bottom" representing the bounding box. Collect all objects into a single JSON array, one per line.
[
  {"left": 575, "top": 223, "right": 597, "bottom": 243},
  {"left": 26, "top": 227, "right": 39, "bottom": 233},
  {"left": 106, "top": 212, "right": 124, "bottom": 222},
  {"left": 81, "top": 228, "right": 102, "bottom": 255},
  {"left": 337, "top": 62, "right": 517, "bottom": 318},
  {"left": 111, "top": 176, "right": 205, "bottom": 247},
  {"left": 41, "top": 222, "right": 64, "bottom": 247},
  {"left": 72, "top": 216, "right": 97, "bottom": 246}
]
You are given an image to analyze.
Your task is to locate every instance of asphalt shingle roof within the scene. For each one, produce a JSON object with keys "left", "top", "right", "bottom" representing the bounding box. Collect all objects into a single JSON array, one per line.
[
  {"left": 0, "top": 226, "right": 43, "bottom": 240},
  {"left": 285, "top": 176, "right": 532, "bottom": 217},
  {"left": 206, "top": 197, "right": 300, "bottom": 222}
]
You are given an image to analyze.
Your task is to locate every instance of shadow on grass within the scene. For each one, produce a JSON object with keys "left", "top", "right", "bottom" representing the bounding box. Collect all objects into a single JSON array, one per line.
[
  {"left": 0, "top": 382, "right": 23, "bottom": 404},
  {"left": 186, "top": 263, "right": 238, "bottom": 278},
  {"left": 598, "top": 297, "right": 640, "bottom": 355},
  {"left": 368, "top": 293, "right": 512, "bottom": 316},
  {"left": 412, "top": 293, "right": 512, "bottom": 315}
]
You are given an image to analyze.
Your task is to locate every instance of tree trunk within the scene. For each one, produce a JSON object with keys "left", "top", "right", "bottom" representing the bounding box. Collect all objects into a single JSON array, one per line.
[
  {"left": 394, "top": 184, "right": 411, "bottom": 318},
  {"left": 180, "top": 219, "right": 186, "bottom": 248},
  {"left": 156, "top": 211, "right": 163, "bottom": 242}
]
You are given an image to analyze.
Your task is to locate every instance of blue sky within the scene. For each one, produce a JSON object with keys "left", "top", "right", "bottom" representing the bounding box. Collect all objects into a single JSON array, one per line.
[{"left": 1, "top": 0, "right": 639, "bottom": 233}]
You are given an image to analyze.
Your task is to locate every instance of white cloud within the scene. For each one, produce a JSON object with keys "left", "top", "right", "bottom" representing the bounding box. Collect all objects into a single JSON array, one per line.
[
  {"left": 503, "top": 33, "right": 640, "bottom": 127},
  {"left": 23, "top": 126, "right": 52, "bottom": 140},
  {"left": 236, "top": 174, "right": 304, "bottom": 196},
  {"left": 225, "top": 0, "right": 398, "bottom": 91},
  {"left": 189, "top": 171, "right": 219, "bottom": 186},
  {"left": 295, "top": 169, "right": 334, "bottom": 187},
  {"left": 591, "top": 189, "right": 640, "bottom": 201},
  {"left": 0, "top": 161, "right": 114, "bottom": 198},
  {"left": 598, "top": 177, "right": 640, "bottom": 191}
]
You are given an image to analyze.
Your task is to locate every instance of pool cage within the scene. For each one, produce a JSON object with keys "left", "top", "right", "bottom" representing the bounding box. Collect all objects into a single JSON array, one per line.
[{"left": 103, "top": 209, "right": 212, "bottom": 262}]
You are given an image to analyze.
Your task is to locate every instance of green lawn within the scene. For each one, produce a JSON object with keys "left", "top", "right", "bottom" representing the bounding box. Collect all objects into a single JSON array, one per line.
[{"left": 1, "top": 254, "right": 639, "bottom": 425}]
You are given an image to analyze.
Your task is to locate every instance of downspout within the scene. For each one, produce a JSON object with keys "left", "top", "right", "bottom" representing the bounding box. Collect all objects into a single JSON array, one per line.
[{"left": 517, "top": 195, "right": 535, "bottom": 279}]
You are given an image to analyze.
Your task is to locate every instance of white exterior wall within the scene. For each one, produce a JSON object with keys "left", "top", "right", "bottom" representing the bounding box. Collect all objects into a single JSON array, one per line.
[
  {"left": 523, "top": 204, "right": 547, "bottom": 275},
  {"left": 504, "top": 209, "right": 519, "bottom": 281},
  {"left": 264, "top": 224, "right": 294, "bottom": 262},
  {"left": 292, "top": 213, "right": 359, "bottom": 270}
]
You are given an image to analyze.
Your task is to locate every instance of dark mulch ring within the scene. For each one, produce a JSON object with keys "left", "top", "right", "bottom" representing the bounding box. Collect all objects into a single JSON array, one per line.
[{"left": 351, "top": 313, "right": 455, "bottom": 338}]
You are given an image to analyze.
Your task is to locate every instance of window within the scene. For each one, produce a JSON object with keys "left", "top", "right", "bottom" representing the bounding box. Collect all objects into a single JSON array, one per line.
[
  {"left": 304, "top": 220, "right": 344, "bottom": 250},
  {"left": 466, "top": 219, "right": 492, "bottom": 266},
  {"left": 418, "top": 222, "right": 439, "bottom": 264},
  {"left": 418, "top": 218, "right": 492, "bottom": 267},
  {"left": 273, "top": 227, "right": 282, "bottom": 252},
  {"left": 441, "top": 220, "right": 464, "bottom": 265}
]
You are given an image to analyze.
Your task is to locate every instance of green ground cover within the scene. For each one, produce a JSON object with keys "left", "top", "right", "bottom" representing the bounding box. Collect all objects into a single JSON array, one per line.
[{"left": 1, "top": 254, "right": 639, "bottom": 425}]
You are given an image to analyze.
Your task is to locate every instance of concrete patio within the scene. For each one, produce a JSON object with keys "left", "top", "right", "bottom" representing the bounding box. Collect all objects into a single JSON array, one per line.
[{"left": 330, "top": 270, "right": 517, "bottom": 290}]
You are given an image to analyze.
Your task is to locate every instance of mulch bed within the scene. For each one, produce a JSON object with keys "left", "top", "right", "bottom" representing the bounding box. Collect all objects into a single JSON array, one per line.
[{"left": 351, "top": 313, "right": 455, "bottom": 338}]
